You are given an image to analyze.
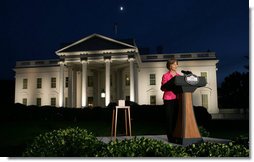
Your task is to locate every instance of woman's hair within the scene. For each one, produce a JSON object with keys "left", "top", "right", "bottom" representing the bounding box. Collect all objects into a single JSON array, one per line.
[{"left": 166, "top": 58, "right": 177, "bottom": 70}]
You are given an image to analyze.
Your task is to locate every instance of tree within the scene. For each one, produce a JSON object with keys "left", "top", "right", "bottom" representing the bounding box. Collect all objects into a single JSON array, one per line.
[{"left": 219, "top": 71, "right": 249, "bottom": 111}]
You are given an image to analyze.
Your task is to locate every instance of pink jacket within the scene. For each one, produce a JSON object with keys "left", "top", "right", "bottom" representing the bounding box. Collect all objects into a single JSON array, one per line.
[{"left": 161, "top": 71, "right": 180, "bottom": 100}]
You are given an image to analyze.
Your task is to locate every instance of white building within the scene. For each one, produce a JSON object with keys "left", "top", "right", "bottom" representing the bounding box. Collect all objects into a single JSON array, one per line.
[{"left": 14, "top": 34, "right": 219, "bottom": 114}]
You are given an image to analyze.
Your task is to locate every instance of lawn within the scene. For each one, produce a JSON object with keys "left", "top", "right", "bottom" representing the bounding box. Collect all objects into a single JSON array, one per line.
[
  {"left": 0, "top": 119, "right": 249, "bottom": 157},
  {"left": 0, "top": 103, "right": 249, "bottom": 156},
  {"left": 205, "top": 119, "right": 249, "bottom": 139}
]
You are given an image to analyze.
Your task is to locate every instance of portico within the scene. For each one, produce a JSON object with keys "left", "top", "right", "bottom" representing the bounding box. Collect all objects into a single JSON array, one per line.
[{"left": 56, "top": 34, "right": 139, "bottom": 107}]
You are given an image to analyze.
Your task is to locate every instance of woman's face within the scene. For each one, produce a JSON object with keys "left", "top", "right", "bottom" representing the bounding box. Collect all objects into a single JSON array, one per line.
[{"left": 170, "top": 61, "right": 178, "bottom": 71}]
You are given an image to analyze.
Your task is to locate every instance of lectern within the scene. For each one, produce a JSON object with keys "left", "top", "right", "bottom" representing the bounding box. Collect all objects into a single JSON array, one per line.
[{"left": 161, "top": 74, "right": 207, "bottom": 146}]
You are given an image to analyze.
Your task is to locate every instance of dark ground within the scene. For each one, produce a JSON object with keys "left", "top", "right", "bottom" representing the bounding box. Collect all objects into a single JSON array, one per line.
[{"left": 0, "top": 80, "right": 249, "bottom": 157}]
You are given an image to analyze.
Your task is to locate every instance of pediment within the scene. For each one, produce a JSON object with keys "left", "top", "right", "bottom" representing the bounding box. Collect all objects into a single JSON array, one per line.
[
  {"left": 146, "top": 88, "right": 158, "bottom": 93},
  {"left": 56, "top": 34, "right": 137, "bottom": 55}
]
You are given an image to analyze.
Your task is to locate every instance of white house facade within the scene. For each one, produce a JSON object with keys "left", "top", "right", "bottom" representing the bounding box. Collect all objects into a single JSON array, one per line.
[{"left": 14, "top": 34, "right": 219, "bottom": 114}]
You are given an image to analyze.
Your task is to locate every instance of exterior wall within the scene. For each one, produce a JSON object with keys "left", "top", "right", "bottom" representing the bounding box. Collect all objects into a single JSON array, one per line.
[
  {"left": 14, "top": 56, "right": 219, "bottom": 114},
  {"left": 14, "top": 64, "right": 132, "bottom": 107},
  {"left": 137, "top": 62, "right": 167, "bottom": 105},
  {"left": 15, "top": 66, "right": 62, "bottom": 106},
  {"left": 138, "top": 60, "right": 219, "bottom": 113}
]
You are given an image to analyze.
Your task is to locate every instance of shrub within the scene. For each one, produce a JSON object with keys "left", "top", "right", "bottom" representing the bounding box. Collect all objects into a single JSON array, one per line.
[
  {"left": 185, "top": 142, "right": 249, "bottom": 157},
  {"left": 22, "top": 127, "right": 249, "bottom": 157},
  {"left": 97, "top": 137, "right": 188, "bottom": 157},
  {"left": 198, "top": 126, "right": 210, "bottom": 137},
  {"left": 231, "top": 135, "right": 249, "bottom": 149},
  {"left": 23, "top": 127, "right": 105, "bottom": 157},
  {"left": 193, "top": 106, "right": 212, "bottom": 126}
]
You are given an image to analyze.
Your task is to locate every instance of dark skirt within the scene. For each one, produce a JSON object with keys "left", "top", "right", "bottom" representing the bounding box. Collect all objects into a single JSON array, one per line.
[{"left": 164, "top": 99, "right": 179, "bottom": 141}]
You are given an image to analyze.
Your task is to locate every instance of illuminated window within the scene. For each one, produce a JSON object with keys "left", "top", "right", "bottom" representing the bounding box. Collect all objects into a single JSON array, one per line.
[
  {"left": 51, "top": 98, "right": 56, "bottom": 107},
  {"left": 125, "top": 74, "right": 130, "bottom": 86},
  {"left": 51, "top": 77, "right": 56, "bottom": 88},
  {"left": 37, "top": 78, "right": 42, "bottom": 89},
  {"left": 88, "top": 97, "right": 93, "bottom": 107},
  {"left": 22, "top": 98, "right": 27, "bottom": 105},
  {"left": 202, "top": 94, "right": 208, "bottom": 109},
  {"left": 23, "top": 78, "right": 28, "bottom": 89},
  {"left": 36, "top": 98, "right": 41, "bottom": 106},
  {"left": 65, "top": 77, "right": 68, "bottom": 88},
  {"left": 88, "top": 76, "right": 93, "bottom": 87},
  {"left": 150, "top": 95, "right": 156, "bottom": 105},
  {"left": 150, "top": 74, "right": 156, "bottom": 85}
]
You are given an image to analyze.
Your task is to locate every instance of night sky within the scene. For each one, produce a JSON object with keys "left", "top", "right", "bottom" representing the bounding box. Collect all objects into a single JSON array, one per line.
[{"left": 1, "top": 0, "right": 249, "bottom": 85}]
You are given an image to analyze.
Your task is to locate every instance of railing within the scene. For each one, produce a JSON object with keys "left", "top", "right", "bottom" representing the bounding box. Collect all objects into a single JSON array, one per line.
[
  {"left": 141, "top": 52, "right": 216, "bottom": 62},
  {"left": 16, "top": 59, "right": 59, "bottom": 68},
  {"left": 16, "top": 52, "right": 216, "bottom": 67}
]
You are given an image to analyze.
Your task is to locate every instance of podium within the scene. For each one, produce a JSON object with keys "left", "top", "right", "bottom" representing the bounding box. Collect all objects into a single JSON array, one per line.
[{"left": 161, "top": 74, "right": 207, "bottom": 146}]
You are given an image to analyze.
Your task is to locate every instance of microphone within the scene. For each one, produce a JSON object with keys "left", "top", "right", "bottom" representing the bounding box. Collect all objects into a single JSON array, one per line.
[{"left": 181, "top": 70, "right": 192, "bottom": 75}]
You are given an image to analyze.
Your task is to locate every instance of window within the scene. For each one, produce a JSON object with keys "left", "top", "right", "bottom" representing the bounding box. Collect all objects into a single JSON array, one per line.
[
  {"left": 36, "top": 98, "right": 41, "bottom": 106},
  {"left": 51, "top": 77, "right": 56, "bottom": 88},
  {"left": 88, "top": 76, "right": 93, "bottom": 87},
  {"left": 150, "top": 74, "right": 156, "bottom": 85},
  {"left": 201, "top": 72, "right": 208, "bottom": 81},
  {"left": 51, "top": 98, "right": 56, "bottom": 107},
  {"left": 150, "top": 95, "right": 156, "bottom": 105},
  {"left": 23, "top": 79, "right": 28, "bottom": 89},
  {"left": 37, "top": 78, "right": 42, "bottom": 89},
  {"left": 202, "top": 94, "right": 208, "bottom": 109},
  {"left": 65, "top": 97, "right": 68, "bottom": 107},
  {"left": 88, "top": 97, "right": 93, "bottom": 107},
  {"left": 22, "top": 98, "right": 27, "bottom": 105},
  {"left": 110, "top": 75, "right": 112, "bottom": 87},
  {"left": 65, "top": 77, "right": 69, "bottom": 88},
  {"left": 125, "top": 74, "right": 130, "bottom": 86}
]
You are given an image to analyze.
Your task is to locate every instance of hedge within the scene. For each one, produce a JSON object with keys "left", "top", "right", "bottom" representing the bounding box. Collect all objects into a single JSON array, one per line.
[
  {"left": 1, "top": 103, "right": 211, "bottom": 127},
  {"left": 23, "top": 127, "right": 105, "bottom": 157},
  {"left": 23, "top": 127, "right": 249, "bottom": 157}
]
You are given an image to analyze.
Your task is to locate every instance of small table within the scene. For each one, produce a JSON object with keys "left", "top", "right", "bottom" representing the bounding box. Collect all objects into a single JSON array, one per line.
[{"left": 111, "top": 106, "right": 132, "bottom": 140}]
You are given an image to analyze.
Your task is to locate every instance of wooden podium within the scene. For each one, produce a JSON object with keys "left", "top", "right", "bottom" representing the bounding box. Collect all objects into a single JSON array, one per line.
[{"left": 161, "top": 75, "right": 207, "bottom": 146}]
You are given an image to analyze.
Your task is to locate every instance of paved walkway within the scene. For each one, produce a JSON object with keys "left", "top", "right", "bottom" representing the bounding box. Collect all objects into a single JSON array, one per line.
[{"left": 96, "top": 135, "right": 231, "bottom": 146}]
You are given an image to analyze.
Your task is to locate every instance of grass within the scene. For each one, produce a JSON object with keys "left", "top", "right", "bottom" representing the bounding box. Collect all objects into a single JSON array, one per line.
[
  {"left": 0, "top": 118, "right": 249, "bottom": 157},
  {"left": 0, "top": 120, "right": 110, "bottom": 156},
  {"left": 205, "top": 119, "right": 249, "bottom": 139}
]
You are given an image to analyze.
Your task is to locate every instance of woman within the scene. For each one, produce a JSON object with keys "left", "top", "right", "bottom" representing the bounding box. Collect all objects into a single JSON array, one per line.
[{"left": 161, "top": 58, "right": 180, "bottom": 142}]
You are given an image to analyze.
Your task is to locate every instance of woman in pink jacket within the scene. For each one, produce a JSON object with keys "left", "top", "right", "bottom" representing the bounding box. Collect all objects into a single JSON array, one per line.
[{"left": 161, "top": 58, "right": 180, "bottom": 142}]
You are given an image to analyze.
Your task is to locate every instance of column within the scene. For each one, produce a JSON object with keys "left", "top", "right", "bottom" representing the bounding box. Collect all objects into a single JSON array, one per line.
[
  {"left": 129, "top": 58, "right": 135, "bottom": 102},
  {"left": 59, "top": 62, "right": 65, "bottom": 107},
  {"left": 81, "top": 61, "right": 87, "bottom": 107},
  {"left": 72, "top": 69, "right": 77, "bottom": 108},
  {"left": 105, "top": 59, "right": 111, "bottom": 106},
  {"left": 68, "top": 67, "right": 73, "bottom": 107}
]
